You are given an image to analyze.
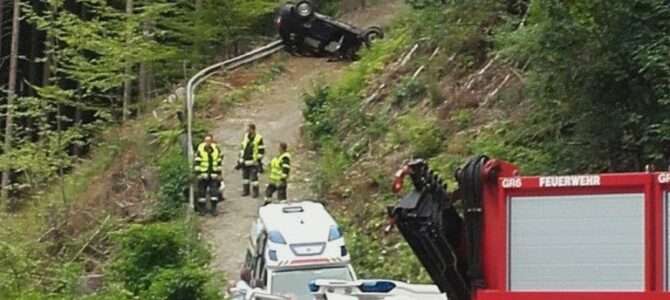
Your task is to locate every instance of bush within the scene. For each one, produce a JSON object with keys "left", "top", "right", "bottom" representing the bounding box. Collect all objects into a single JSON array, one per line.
[
  {"left": 140, "top": 266, "right": 218, "bottom": 300},
  {"left": 153, "top": 148, "right": 190, "bottom": 221},
  {"left": 303, "top": 85, "right": 336, "bottom": 144},
  {"left": 111, "top": 223, "right": 210, "bottom": 294},
  {"left": 313, "top": 141, "right": 351, "bottom": 195},
  {"left": 467, "top": 122, "right": 554, "bottom": 175},
  {"left": 392, "top": 77, "right": 427, "bottom": 106},
  {"left": 497, "top": 0, "right": 670, "bottom": 172},
  {"left": 0, "top": 242, "right": 35, "bottom": 299},
  {"left": 390, "top": 113, "right": 444, "bottom": 158}
]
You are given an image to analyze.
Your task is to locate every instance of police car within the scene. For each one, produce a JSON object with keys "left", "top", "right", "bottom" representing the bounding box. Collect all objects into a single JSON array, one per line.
[
  {"left": 231, "top": 201, "right": 356, "bottom": 300},
  {"left": 309, "top": 279, "right": 447, "bottom": 300}
]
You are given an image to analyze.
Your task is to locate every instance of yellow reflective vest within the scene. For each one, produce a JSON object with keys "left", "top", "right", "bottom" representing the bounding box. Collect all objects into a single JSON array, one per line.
[
  {"left": 269, "top": 152, "right": 291, "bottom": 184},
  {"left": 194, "top": 142, "right": 222, "bottom": 176},
  {"left": 239, "top": 134, "right": 265, "bottom": 165}
]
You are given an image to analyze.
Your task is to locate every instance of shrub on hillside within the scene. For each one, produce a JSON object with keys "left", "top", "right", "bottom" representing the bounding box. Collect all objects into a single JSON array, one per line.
[
  {"left": 111, "top": 223, "right": 211, "bottom": 295},
  {"left": 390, "top": 113, "right": 444, "bottom": 158},
  {"left": 153, "top": 148, "right": 190, "bottom": 221},
  {"left": 303, "top": 86, "right": 336, "bottom": 145},
  {"left": 0, "top": 242, "right": 35, "bottom": 299},
  {"left": 393, "top": 77, "right": 427, "bottom": 106},
  {"left": 313, "top": 141, "right": 351, "bottom": 195},
  {"left": 139, "top": 266, "right": 218, "bottom": 300}
]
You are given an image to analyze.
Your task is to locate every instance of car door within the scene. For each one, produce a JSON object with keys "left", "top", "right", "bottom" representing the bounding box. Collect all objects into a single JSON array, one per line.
[{"left": 253, "top": 232, "right": 268, "bottom": 287}]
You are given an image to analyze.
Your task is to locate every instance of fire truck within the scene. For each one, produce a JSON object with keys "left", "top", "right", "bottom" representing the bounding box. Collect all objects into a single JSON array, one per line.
[{"left": 386, "top": 155, "right": 670, "bottom": 300}]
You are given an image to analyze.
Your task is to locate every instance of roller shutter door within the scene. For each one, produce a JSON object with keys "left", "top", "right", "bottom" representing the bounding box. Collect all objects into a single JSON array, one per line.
[{"left": 508, "top": 193, "right": 645, "bottom": 291}]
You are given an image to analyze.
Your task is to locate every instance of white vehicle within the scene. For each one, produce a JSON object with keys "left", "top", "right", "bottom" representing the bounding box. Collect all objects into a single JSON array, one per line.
[
  {"left": 231, "top": 201, "right": 356, "bottom": 300},
  {"left": 309, "top": 279, "right": 447, "bottom": 300}
]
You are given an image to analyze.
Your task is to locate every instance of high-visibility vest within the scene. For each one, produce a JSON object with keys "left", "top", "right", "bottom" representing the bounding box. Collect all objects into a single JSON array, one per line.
[
  {"left": 269, "top": 152, "right": 291, "bottom": 184},
  {"left": 240, "top": 134, "right": 264, "bottom": 163},
  {"left": 194, "top": 142, "right": 222, "bottom": 175}
]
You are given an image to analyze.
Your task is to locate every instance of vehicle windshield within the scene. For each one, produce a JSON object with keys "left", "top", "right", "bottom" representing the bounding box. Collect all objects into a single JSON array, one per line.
[{"left": 271, "top": 266, "right": 353, "bottom": 300}]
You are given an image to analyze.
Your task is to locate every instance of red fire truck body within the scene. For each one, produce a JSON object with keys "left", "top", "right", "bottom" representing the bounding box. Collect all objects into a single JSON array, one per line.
[
  {"left": 390, "top": 157, "right": 670, "bottom": 300},
  {"left": 477, "top": 162, "right": 670, "bottom": 299}
]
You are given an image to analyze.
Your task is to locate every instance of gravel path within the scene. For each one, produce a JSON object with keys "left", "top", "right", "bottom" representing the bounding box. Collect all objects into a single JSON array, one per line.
[{"left": 199, "top": 1, "right": 404, "bottom": 287}]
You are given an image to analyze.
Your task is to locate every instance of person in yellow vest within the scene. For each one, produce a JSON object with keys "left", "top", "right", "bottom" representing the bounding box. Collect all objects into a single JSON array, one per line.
[
  {"left": 194, "top": 134, "right": 224, "bottom": 216},
  {"left": 236, "top": 124, "right": 265, "bottom": 198},
  {"left": 265, "top": 142, "right": 291, "bottom": 204}
]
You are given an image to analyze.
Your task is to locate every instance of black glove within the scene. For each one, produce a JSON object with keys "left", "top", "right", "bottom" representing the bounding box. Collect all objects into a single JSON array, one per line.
[
  {"left": 258, "top": 162, "right": 265, "bottom": 174},
  {"left": 234, "top": 161, "right": 242, "bottom": 170}
]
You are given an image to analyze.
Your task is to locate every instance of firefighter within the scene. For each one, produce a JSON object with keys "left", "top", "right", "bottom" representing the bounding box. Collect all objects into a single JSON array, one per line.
[
  {"left": 265, "top": 142, "right": 291, "bottom": 204},
  {"left": 236, "top": 124, "right": 265, "bottom": 198},
  {"left": 194, "top": 134, "right": 224, "bottom": 216}
]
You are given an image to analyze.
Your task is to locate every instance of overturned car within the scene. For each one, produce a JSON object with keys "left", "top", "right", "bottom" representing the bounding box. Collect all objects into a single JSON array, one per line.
[{"left": 276, "top": 1, "right": 384, "bottom": 59}]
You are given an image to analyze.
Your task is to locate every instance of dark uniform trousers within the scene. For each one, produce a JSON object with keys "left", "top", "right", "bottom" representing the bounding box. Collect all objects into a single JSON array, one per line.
[
  {"left": 265, "top": 182, "right": 287, "bottom": 201},
  {"left": 242, "top": 166, "right": 260, "bottom": 196}
]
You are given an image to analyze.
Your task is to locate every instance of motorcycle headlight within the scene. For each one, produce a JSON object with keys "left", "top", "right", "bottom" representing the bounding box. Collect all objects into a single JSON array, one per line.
[{"left": 296, "top": 2, "right": 313, "bottom": 18}]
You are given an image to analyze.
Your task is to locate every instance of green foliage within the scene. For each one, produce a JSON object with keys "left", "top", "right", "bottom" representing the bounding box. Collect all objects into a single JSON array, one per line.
[
  {"left": 405, "top": 0, "right": 445, "bottom": 9},
  {"left": 450, "top": 109, "right": 473, "bottom": 130},
  {"left": 392, "top": 77, "right": 427, "bottom": 106},
  {"left": 390, "top": 112, "right": 444, "bottom": 158},
  {"left": 158, "top": 0, "right": 280, "bottom": 67},
  {"left": 303, "top": 85, "right": 337, "bottom": 144},
  {"left": 303, "top": 33, "right": 410, "bottom": 147},
  {"left": 403, "top": 0, "right": 506, "bottom": 64},
  {"left": 313, "top": 141, "right": 352, "bottom": 195},
  {"left": 153, "top": 147, "right": 190, "bottom": 221},
  {"left": 337, "top": 33, "right": 410, "bottom": 96},
  {"left": 498, "top": 0, "right": 670, "bottom": 172},
  {"left": 139, "top": 266, "right": 218, "bottom": 300},
  {"left": 111, "top": 222, "right": 211, "bottom": 295},
  {"left": 468, "top": 122, "right": 555, "bottom": 174},
  {"left": 336, "top": 192, "right": 431, "bottom": 283},
  {"left": 0, "top": 242, "right": 36, "bottom": 299}
]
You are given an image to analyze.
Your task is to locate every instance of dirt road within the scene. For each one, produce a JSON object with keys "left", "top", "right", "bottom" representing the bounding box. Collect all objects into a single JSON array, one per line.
[{"left": 200, "top": 1, "right": 404, "bottom": 286}]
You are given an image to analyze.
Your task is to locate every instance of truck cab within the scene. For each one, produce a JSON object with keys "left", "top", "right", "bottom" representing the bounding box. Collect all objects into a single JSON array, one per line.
[{"left": 232, "top": 201, "right": 356, "bottom": 300}]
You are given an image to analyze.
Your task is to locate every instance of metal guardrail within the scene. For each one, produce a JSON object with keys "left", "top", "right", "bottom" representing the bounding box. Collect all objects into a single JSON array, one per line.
[{"left": 185, "top": 40, "right": 285, "bottom": 209}]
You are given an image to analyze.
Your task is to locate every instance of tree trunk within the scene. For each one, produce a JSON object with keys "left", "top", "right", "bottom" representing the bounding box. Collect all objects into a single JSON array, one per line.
[
  {"left": 122, "top": 0, "right": 133, "bottom": 122},
  {"left": 42, "top": 2, "right": 56, "bottom": 88},
  {"left": 0, "top": 0, "right": 5, "bottom": 61},
  {"left": 2, "top": 0, "right": 21, "bottom": 208},
  {"left": 138, "top": 62, "right": 146, "bottom": 112},
  {"left": 28, "top": 25, "right": 40, "bottom": 96}
]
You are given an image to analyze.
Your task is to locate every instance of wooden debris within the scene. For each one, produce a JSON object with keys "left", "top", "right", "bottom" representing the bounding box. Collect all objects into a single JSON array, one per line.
[{"left": 400, "top": 44, "right": 419, "bottom": 67}]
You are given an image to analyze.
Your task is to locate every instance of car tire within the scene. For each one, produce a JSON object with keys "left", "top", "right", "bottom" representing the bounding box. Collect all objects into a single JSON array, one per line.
[
  {"left": 362, "top": 26, "right": 384, "bottom": 47},
  {"left": 295, "top": 1, "right": 314, "bottom": 18}
]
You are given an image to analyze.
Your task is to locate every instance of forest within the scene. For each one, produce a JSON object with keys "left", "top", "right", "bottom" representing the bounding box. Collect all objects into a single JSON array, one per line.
[{"left": 0, "top": 0, "right": 286, "bottom": 209}]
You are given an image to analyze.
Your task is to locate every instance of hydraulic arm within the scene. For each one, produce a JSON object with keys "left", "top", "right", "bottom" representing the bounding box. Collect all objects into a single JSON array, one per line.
[{"left": 388, "top": 156, "right": 494, "bottom": 300}]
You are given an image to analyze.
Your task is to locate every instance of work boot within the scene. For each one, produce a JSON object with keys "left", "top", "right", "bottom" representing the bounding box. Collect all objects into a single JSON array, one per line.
[
  {"left": 210, "top": 201, "right": 218, "bottom": 217},
  {"left": 197, "top": 202, "right": 206, "bottom": 216},
  {"left": 242, "top": 184, "right": 250, "bottom": 197},
  {"left": 252, "top": 186, "right": 260, "bottom": 199}
]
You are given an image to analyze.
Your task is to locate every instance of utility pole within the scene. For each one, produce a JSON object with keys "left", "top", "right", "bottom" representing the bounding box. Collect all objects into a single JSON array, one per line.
[
  {"left": 2, "top": 0, "right": 21, "bottom": 208},
  {"left": 122, "top": 0, "right": 133, "bottom": 122}
]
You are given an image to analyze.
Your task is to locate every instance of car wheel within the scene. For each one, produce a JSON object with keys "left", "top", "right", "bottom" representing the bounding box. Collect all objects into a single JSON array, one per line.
[
  {"left": 295, "top": 1, "right": 314, "bottom": 18},
  {"left": 362, "top": 26, "right": 384, "bottom": 47}
]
